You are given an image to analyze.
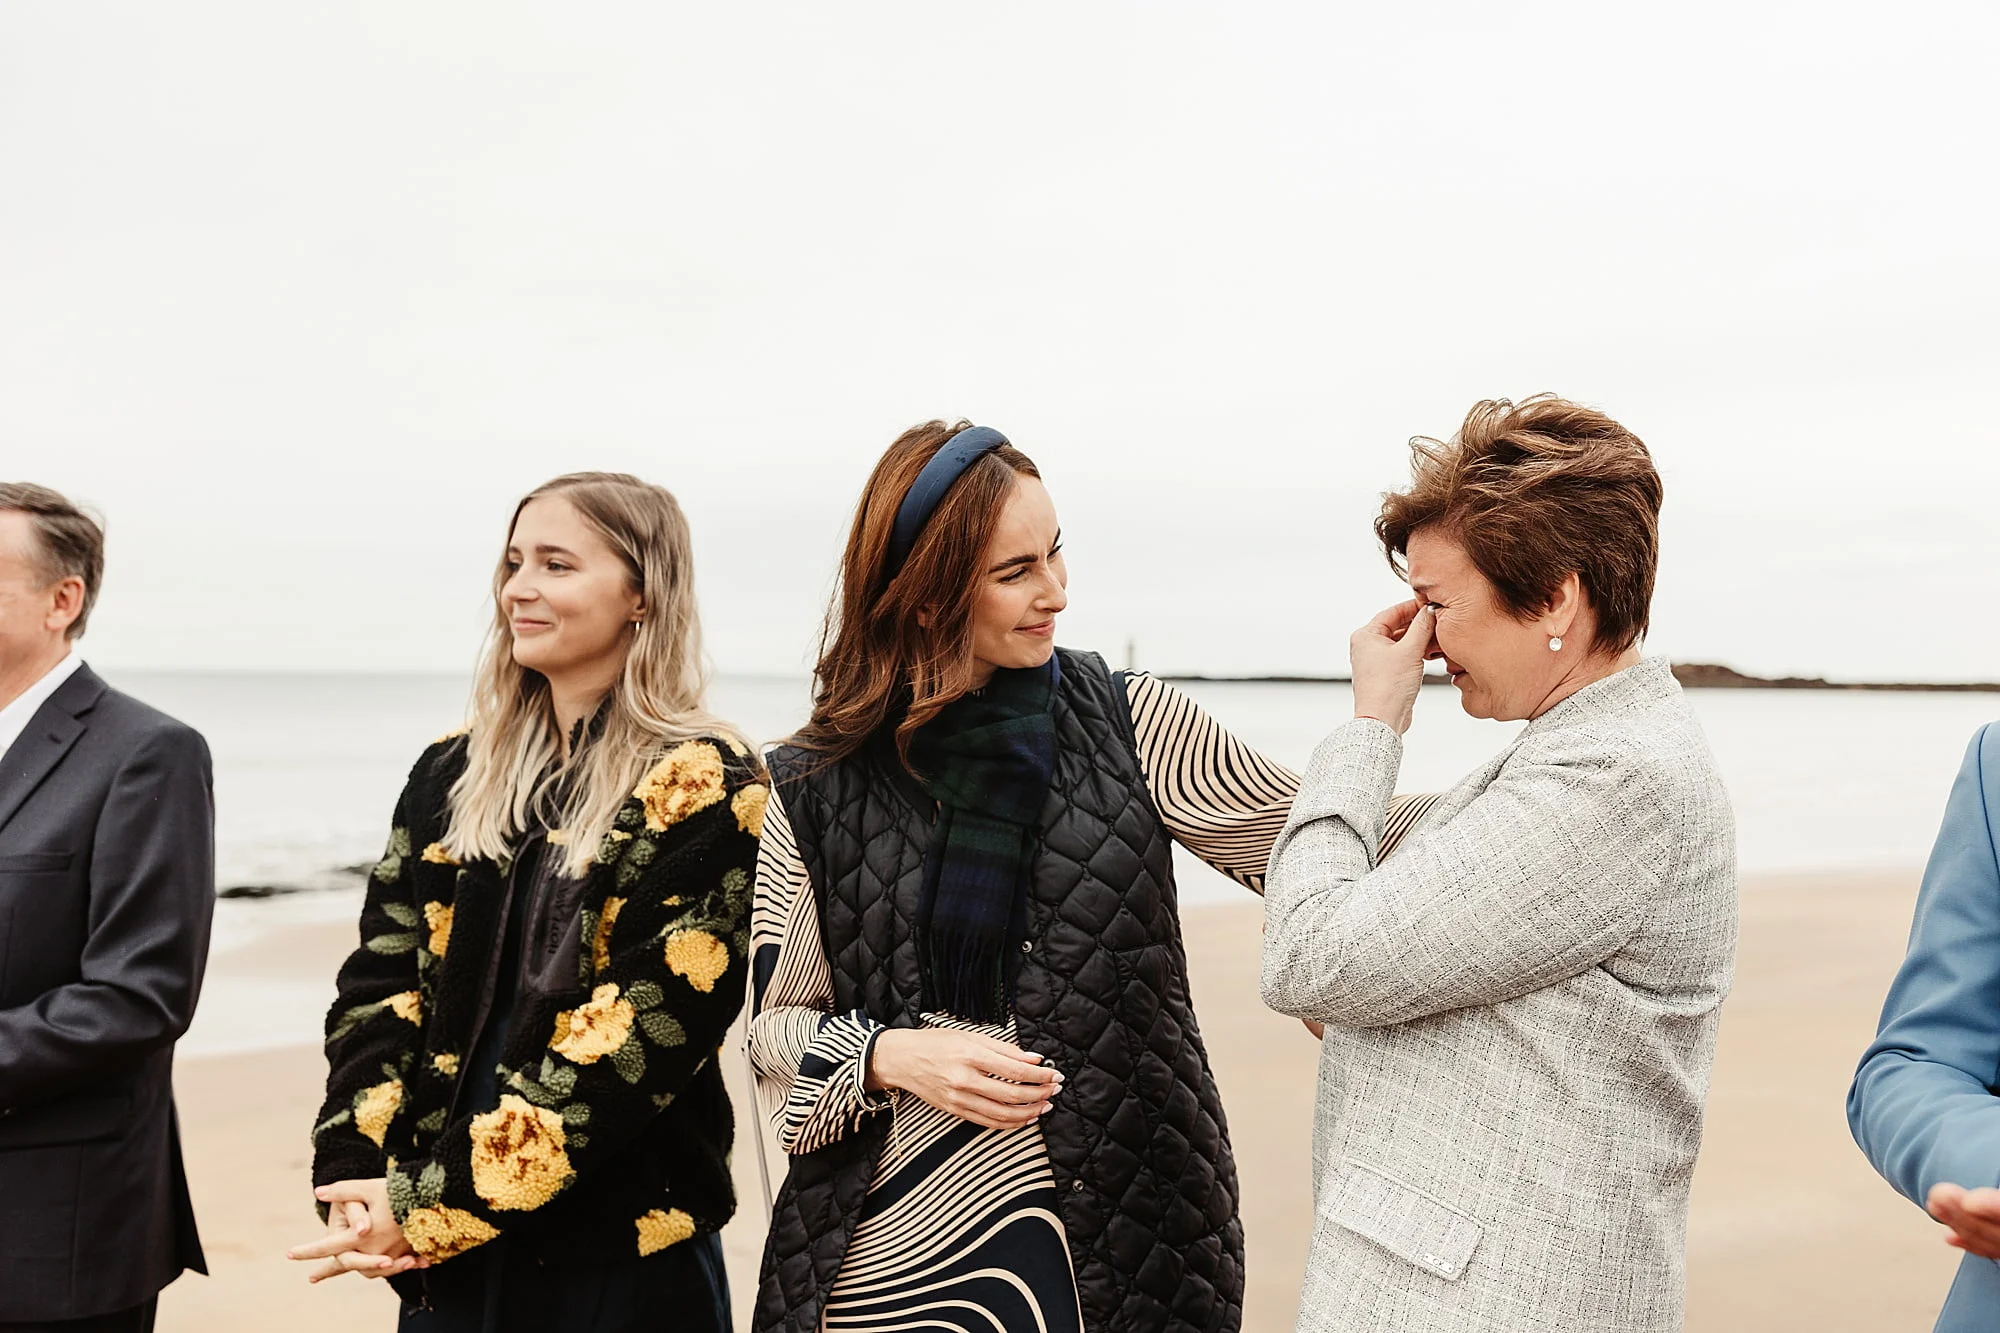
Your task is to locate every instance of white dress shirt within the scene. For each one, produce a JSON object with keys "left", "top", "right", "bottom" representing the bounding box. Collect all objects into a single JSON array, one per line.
[{"left": 0, "top": 648, "right": 82, "bottom": 763}]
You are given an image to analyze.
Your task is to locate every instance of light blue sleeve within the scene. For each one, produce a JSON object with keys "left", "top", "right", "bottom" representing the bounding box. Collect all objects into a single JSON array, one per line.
[{"left": 1848, "top": 722, "right": 2000, "bottom": 1207}]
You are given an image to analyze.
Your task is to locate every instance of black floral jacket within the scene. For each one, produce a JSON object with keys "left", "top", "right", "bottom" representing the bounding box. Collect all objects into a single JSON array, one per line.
[{"left": 310, "top": 731, "right": 763, "bottom": 1272}]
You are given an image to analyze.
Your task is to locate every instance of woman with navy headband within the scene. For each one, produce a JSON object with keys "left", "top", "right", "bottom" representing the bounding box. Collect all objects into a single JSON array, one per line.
[{"left": 747, "top": 421, "right": 1303, "bottom": 1333}]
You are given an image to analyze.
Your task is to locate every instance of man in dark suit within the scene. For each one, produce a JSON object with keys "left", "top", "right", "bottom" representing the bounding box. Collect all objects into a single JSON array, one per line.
[{"left": 0, "top": 484, "right": 213, "bottom": 1332}]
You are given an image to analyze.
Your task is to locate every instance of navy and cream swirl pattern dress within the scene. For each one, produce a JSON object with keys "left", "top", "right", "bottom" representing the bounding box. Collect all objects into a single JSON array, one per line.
[{"left": 747, "top": 673, "right": 1299, "bottom": 1333}]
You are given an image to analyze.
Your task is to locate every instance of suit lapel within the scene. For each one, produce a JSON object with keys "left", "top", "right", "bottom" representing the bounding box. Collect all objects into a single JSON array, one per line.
[{"left": 0, "top": 665, "right": 105, "bottom": 833}]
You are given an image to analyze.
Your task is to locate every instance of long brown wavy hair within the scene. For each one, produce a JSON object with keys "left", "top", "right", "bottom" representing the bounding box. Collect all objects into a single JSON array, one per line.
[{"left": 793, "top": 419, "right": 1042, "bottom": 770}]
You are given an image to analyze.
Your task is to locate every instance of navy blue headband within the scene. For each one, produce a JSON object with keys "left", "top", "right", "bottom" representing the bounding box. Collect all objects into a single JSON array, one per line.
[{"left": 886, "top": 425, "right": 1010, "bottom": 571}]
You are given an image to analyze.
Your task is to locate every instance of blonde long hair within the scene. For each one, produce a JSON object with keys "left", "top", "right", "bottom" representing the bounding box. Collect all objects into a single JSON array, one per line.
[{"left": 443, "top": 472, "right": 745, "bottom": 877}]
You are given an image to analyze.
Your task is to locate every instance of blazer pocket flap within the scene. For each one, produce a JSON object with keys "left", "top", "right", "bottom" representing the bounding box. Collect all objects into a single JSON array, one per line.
[
  {"left": 1323, "top": 1159, "right": 1482, "bottom": 1282},
  {"left": 0, "top": 1091, "right": 131, "bottom": 1149},
  {"left": 0, "top": 852, "right": 73, "bottom": 873}
]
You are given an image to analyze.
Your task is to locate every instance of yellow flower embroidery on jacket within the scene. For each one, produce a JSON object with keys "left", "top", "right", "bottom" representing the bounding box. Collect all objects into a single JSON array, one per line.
[
  {"left": 420, "top": 842, "right": 458, "bottom": 866},
  {"left": 402, "top": 1204, "right": 498, "bottom": 1261},
  {"left": 635, "top": 1207, "right": 695, "bottom": 1255},
  {"left": 550, "top": 982, "right": 635, "bottom": 1064},
  {"left": 431, "top": 724, "right": 471, "bottom": 745},
  {"left": 386, "top": 991, "right": 423, "bottom": 1024},
  {"left": 424, "top": 901, "right": 454, "bottom": 957},
  {"left": 433, "top": 1052, "right": 460, "bottom": 1077},
  {"left": 731, "top": 783, "right": 769, "bottom": 839},
  {"left": 633, "top": 741, "right": 727, "bottom": 832},
  {"left": 469, "top": 1095, "right": 574, "bottom": 1211},
  {"left": 664, "top": 930, "right": 730, "bottom": 994},
  {"left": 592, "top": 898, "right": 625, "bottom": 975},
  {"left": 354, "top": 1079, "right": 403, "bottom": 1147}
]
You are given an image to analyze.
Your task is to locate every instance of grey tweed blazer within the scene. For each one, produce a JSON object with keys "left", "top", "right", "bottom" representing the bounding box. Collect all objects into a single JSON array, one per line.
[{"left": 1262, "top": 656, "right": 1737, "bottom": 1333}]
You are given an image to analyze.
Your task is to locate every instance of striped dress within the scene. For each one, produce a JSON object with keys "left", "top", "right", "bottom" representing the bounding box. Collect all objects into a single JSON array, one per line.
[{"left": 747, "top": 673, "right": 1298, "bottom": 1333}]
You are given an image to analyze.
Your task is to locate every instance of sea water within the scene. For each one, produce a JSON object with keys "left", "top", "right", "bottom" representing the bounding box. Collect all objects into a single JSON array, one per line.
[{"left": 100, "top": 667, "right": 1994, "bottom": 1055}]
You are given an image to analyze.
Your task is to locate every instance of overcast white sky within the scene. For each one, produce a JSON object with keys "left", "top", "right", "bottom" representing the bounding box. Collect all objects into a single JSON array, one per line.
[{"left": 4, "top": 2, "right": 1995, "bottom": 681}]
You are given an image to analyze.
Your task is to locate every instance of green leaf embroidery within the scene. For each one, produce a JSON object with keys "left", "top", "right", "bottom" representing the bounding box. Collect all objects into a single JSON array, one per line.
[
  {"left": 366, "top": 931, "right": 419, "bottom": 955},
  {"left": 566, "top": 1131, "right": 590, "bottom": 1150},
  {"left": 545, "top": 1064, "right": 579, "bottom": 1097},
  {"left": 505, "top": 1069, "right": 561, "bottom": 1107},
  {"left": 417, "top": 1160, "right": 447, "bottom": 1209},
  {"left": 638, "top": 1011, "right": 686, "bottom": 1048},
  {"left": 610, "top": 1033, "right": 647, "bottom": 1085},
  {"left": 624, "top": 980, "right": 664, "bottom": 1011},
  {"left": 415, "top": 1107, "right": 446, "bottom": 1134},
  {"left": 561, "top": 1103, "right": 592, "bottom": 1126},
  {"left": 328, "top": 1001, "right": 384, "bottom": 1042},
  {"left": 372, "top": 854, "right": 403, "bottom": 885},
  {"left": 388, "top": 828, "right": 413, "bottom": 858},
  {"left": 381, "top": 900, "right": 420, "bottom": 928},
  {"left": 386, "top": 1167, "right": 418, "bottom": 1216},
  {"left": 577, "top": 908, "right": 600, "bottom": 986},
  {"left": 310, "top": 1107, "right": 353, "bottom": 1143},
  {"left": 650, "top": 1091, "right": 676, "bottom": 1110}
]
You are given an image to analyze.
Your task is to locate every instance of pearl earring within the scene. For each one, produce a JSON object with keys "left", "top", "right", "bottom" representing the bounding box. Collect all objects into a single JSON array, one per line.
[{"left": 1548, "top": 636, "right": 1563, "bottom": 652}]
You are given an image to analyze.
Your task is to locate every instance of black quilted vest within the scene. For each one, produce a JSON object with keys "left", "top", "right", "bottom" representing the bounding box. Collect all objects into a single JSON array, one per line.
[{"left": 754, "top": 649, "right": 1243, "bottom": 1333}]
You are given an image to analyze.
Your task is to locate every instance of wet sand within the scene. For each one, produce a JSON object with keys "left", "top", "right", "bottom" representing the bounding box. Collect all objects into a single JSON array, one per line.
[{"left": 158, "top": 871, "right": 1959, "bottom": 1331}]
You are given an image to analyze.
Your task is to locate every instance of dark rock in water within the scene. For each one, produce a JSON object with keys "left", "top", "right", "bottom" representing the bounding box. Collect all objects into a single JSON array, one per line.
[
  {"left": 1672, "top": 662, "right": 2000, "bottom": 692},
  {"left": 218, "top": 884, "right": 302, "bottom": 900},
  {"left": 217, "top": 862, "right": 375, "bottom": 900}
]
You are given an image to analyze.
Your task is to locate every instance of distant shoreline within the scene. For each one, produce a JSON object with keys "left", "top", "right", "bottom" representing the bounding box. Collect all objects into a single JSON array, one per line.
[{"left": 1159, "top": 662, "right": 2000, "bottom": 693}]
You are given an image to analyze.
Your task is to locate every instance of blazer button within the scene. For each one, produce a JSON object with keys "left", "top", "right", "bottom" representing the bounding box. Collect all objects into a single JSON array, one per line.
[
  {"left": 1071, "top": 1179, "right": 1085, "bottom": 1193},
  {"left": 1020, "top": 939, "right": 1033, "bottom": 953}
]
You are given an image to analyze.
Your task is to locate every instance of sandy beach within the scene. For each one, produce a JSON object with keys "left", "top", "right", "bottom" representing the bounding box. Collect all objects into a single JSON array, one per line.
[{"left": 157, "top": 871, "right": 1960, "bottom": 1332}]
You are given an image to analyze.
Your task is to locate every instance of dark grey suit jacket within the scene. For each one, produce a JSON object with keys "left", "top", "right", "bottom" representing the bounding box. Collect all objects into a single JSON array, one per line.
[{"left": 0, "top": 664, "right": 214, "bottom": 1320}]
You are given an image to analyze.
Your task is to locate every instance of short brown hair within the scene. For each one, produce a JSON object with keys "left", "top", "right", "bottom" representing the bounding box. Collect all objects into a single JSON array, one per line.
[
  {"left": 0, "top": 483, "right": 106, "bottom": 639},
  {"left": 1375, "top": 395, "right": 1662, "bottom": 654}
]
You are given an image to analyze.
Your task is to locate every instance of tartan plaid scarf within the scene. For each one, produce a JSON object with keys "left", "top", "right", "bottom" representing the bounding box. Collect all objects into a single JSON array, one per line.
[{"left": 908, "top": 655, "right": 1060, "bottom": 1022}]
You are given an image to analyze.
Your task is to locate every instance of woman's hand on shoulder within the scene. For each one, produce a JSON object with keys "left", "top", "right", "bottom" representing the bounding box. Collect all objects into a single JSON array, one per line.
[
  {"left": 1350, "top": 600, "right": 1437, "bottom": 736},
  {"left": 866, "top": 1028, "right": 1063, "bottom": 1130}
]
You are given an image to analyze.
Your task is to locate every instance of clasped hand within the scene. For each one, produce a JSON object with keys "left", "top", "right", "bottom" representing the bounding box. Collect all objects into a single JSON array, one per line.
[
  {"left": 866, "top": 1027, "right": 1063, "bottom": 1130},
  {"left": 1928, "top": 1182, "right": 2000, "bottom": 1260},
  {"left": 286, "top": 1177, "right": 425, "bottom": 1282}
]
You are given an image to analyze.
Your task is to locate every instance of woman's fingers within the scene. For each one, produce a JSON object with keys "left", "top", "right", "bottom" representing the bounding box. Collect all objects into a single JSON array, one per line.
[
  {"left": 1929, "top": 1185, "right": 2000, "bottom": 1259},
  {"left": 361, "top": 1255, "right": 422, "bottom": 1280},
  {"left": 952, "top": 1091, "right": 1055, "bottom": 1129},
  {"left": 1958, "top": 1186, "right": 2000, "bottom": 1218},
  {"left": 314, "top": 1176, "right": 384, "bottom": 1208},
  {"left": 307, "top": 1257, "right": 348, "bottom": 1284},
  {"left": 306, "top": 1249, "right": 400, "bottom": 1283},
  {"left": 1364, "top": 598, "right": 1421, "bottom": 639},
  {"left": 967, "top": 1033, "right": 1056, "bottom": 1071},
  {"left": 972, "top": 1048, "right": 1063, "bottom": 1086},
  {"left": 287, "top": 1225, "right": 368, "bottom": 1261}
]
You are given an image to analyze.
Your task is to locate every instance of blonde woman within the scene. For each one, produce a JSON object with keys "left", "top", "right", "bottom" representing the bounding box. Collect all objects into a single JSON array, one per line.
[{"left": 291, "top": 474, "right": 764, "bottom": 1333}]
